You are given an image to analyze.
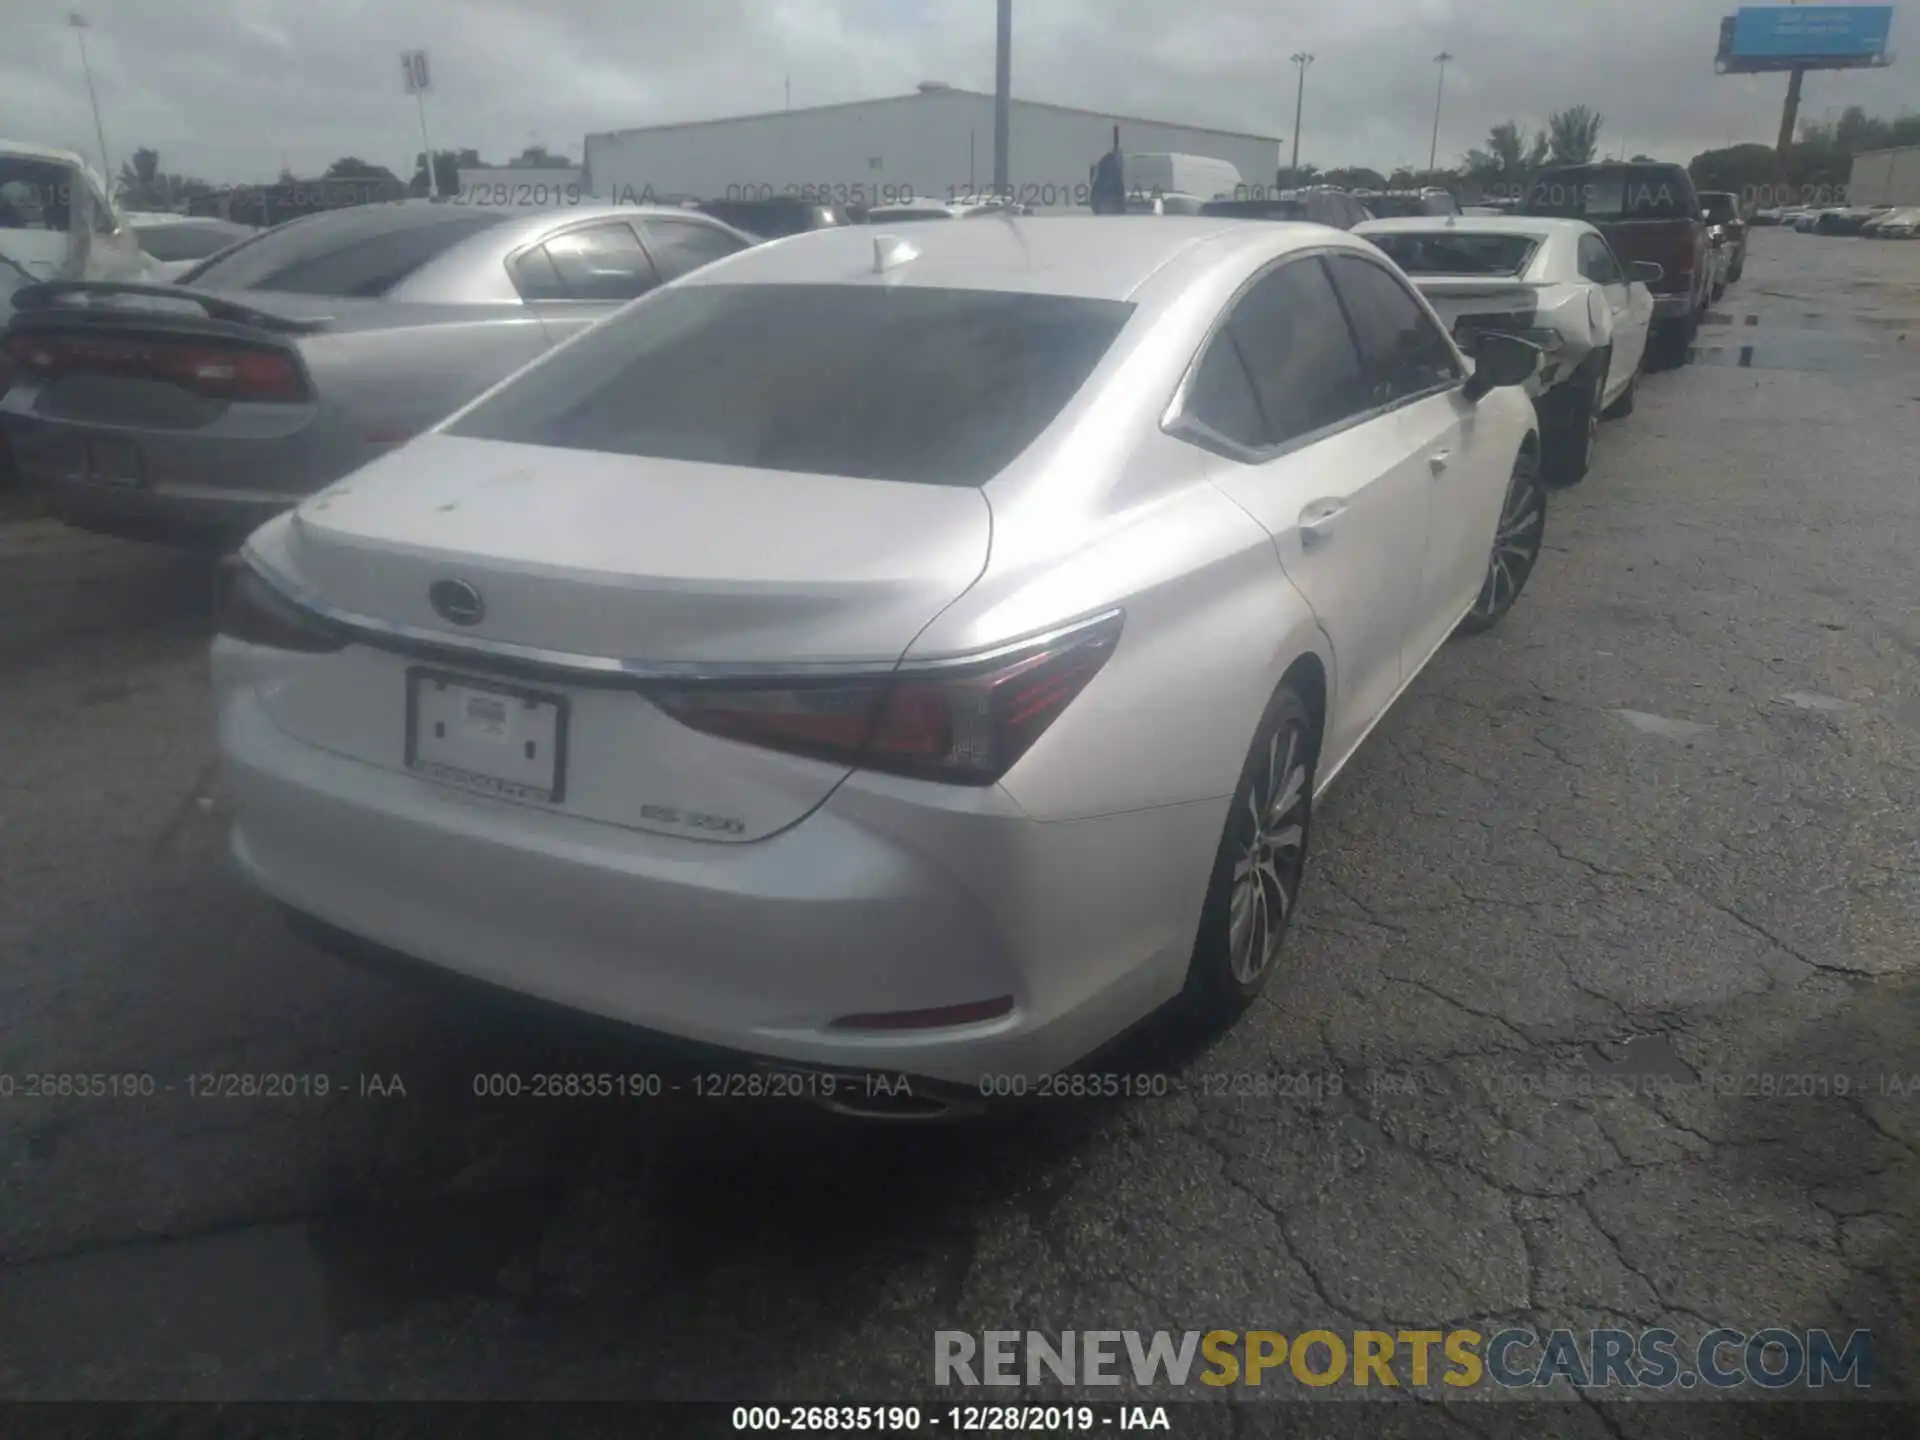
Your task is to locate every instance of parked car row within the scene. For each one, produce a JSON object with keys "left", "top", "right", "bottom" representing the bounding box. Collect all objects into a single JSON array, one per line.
[{"left": 1761, "top": 204, "right": 1920, "bottom": 236}]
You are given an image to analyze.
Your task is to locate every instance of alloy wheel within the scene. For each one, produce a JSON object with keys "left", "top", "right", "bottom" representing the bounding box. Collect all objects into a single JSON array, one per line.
[
  {"left": 1227, "top": 722, "right": 1310, "bottom": 984},
  {"left": 1471, "top": 464, "right": 1545, "bottom": 624}
]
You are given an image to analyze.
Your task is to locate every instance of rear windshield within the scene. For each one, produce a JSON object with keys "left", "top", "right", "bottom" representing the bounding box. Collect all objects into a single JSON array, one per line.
[
  {"left": 1365, "top": 195, "right": 1455, "bottom": 218},
  {"left": 697, "top": 200, "right": 844, "bottom": 237},
  {"left": 133, "top": 220, "right": 256, "bottom": 262},
  {"left": 1199, "top": 199, "right": 1310, "bottom": 221},
  {"left": 866, "top": 209, "right": 955, "bottom": 223},
  {"left": 447, "top": 283, "right": 1134, "bottom": 487},
  {"left": 1699, "top": 193, "right": 1738, "bottom": 223},
  {"left": 1366, "top": 231, "right": 1540, "bottom": 277},
  {"left": 179, "top": 206, "right": 513, "bottom": 295},
  {"left": 0, "top": 158, "right": 74, "bottom": 231},
  {"left": 1525, "top": 166, "right": 1694, "bottom": 221}
]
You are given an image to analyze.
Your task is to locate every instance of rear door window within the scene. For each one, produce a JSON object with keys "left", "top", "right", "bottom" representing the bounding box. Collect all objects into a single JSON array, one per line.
[
  {"left": 1326, "top": 254, "right": 1462, "bottom": 406},
  {"left": 181, "top": 206, "right": 514, "bottom": 294},
  {"left": 447, "top": 283, "right": 1133, "bottom": 487},
  {"left": 1193, "top": 256, "right": 1373, "bottom": 448},
  {"left": 535, "top": 221, "right": 661, "bottom": 301},
  {"left": 637, "top": 218, "right": 749, "bottom": 282}
]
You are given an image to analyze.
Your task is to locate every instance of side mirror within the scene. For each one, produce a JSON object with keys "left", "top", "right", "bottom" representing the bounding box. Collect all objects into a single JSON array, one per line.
[
  {"left": 1461, "top": 331, "right": 1540, "bottom": 401},
  {"left": 1629, "top": 260, "right": 1664, "bottom": 284}
]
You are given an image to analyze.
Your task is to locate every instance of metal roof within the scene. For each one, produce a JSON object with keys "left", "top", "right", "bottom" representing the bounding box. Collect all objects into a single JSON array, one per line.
[{"left": 587, "top": 88, "right": 1280, "bottom": 146}]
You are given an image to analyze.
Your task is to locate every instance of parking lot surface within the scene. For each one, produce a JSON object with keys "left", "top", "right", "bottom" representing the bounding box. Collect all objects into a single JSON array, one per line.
[{"left": 1, "top": 229, "right": 1916, "bottom": 1414}]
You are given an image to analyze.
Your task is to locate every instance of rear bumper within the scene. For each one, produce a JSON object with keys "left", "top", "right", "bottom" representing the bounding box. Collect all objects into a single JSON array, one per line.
[{"left": 215, "top": 665, "right": 1216, "bottom": 1088}]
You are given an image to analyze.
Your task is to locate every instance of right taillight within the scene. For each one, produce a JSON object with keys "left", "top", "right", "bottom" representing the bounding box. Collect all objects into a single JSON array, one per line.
[
  {"left": 650, "top": 612, "right": 1124, "bottom": 785},
  {"left": 215, "top": 557, "right": 349, "bottom": 654}
]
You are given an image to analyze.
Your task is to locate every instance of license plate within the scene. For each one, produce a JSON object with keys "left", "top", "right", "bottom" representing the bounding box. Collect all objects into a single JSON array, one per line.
[
  {"left": 404, "top": 668, "right": 569, "bottom": 804},
  {"left": 85, "top": 437, "right": 145, "bottom": 488}
]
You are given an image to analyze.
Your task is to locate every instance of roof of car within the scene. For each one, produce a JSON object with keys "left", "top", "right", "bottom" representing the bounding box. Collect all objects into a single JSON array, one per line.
[
  {"left": 1354, "top": 215, "right": 1588, "bottom": 236},
  {"left": 678, "top": 215, "right": 1361, "bottom": 300},
  {"left": 0, "top": 140, "right": 87, "bottom": 167}
]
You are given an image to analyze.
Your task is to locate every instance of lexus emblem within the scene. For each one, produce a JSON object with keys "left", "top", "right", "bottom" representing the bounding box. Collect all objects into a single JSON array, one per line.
[{"left": 428, "top": 579, "right": 485, "bottom": 626}]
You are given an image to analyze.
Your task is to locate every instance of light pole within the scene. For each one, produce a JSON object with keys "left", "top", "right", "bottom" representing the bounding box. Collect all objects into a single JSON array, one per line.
[
  {"left": 1289, "top": 53, "right": 1314, "bottom": 184},
  {"left": 993, "top": 0, "right": 1012, "bottom": 200},
  {"left": 69, "top": 12, "right": 113, "bottom": 190},
  {"left": 1428, "top": 52, "right": 1453, "bottom": 178}
]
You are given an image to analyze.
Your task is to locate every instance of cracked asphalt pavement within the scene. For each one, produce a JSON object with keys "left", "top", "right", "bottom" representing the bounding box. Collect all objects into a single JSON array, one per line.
[{"left": 0, "top": 229, "right": 1915, "bottom": 1421}]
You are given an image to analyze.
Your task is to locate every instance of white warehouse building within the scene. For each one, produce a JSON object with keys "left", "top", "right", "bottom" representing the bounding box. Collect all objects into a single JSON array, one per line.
[{"left": 583, "top": 82, "right": 1281, "bottom": 211}]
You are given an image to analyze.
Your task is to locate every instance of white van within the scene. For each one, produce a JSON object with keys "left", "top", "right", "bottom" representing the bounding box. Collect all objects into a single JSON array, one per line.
[
  {"left": 0, "top": 141, "right": 154, "bottom": 284},
  {"left": 1121, "top": 153, "right": 1245, "bottom": 203}
]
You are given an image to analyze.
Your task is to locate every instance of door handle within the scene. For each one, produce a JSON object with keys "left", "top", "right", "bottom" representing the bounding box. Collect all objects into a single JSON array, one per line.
[
  {"left": 1298, "top": 498, "right": 1348, "bottom": 547},
  {"left": 1427, "top": 449, "right": 1452, "bottom": 474}
]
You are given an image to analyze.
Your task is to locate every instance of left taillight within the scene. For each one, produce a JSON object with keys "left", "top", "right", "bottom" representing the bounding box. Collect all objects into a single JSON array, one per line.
[
  {"left": 215, "top": 558, "right": 349, "bottom": 654},
  {"left": 2, "top": 330, "right": 310, "bottom": 403},
  {"left": 650, "top": 612, "right": 1124, "bottom": 786}
]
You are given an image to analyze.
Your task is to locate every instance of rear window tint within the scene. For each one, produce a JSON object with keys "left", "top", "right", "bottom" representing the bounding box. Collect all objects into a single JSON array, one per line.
[
  {"left": 180, "top": 206, "right": 513, "bottom": 295},
  {"left": 1524, "top": 166, "right": 1695, "bottom": 221},
  {"left": 1367, "top": 232, "right": 1540, "bottom": 277},
  {"left": 696, "top": 200, "right": 844, "bottom": 237},
  {"left": 448, "top": 283, "right": 1133, "bottom": 487}
]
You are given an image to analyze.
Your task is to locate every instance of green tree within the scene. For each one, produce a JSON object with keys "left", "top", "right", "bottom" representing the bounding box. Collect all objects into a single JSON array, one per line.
[
  {"left": 1321, "top": 166, "right": 1387, "bottom": 190},
  {"left": 325, "top": 156, "right": 389, "bottom": 178},
  {"left": 1547, "top": 106, "right": 1604, "bottom": 166},
  {"left": 1464, "top": 121, "right": 1549, "bottom": 197},
  {"left": 507, "top": 144, "right": 573, "bottom": 169},
  {"left": 410, "top": 150, "right": 465, "bottom": 196},
  {"left": 116, "top": 147, "right": 167, "bottom": 208}
]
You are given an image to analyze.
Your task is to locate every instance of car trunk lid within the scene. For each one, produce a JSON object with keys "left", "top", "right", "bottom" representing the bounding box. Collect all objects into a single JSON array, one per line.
[{"left": 243, "top": 434, "right": 994, "bottom": 841}]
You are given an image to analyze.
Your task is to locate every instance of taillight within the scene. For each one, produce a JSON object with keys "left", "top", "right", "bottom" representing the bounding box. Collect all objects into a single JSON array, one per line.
[
  {"left": 650, "top": 612, "right": 1124, "bottom": 785},
  {"left": 1, "top": 330, "right": 308, "bottom": 403},
  {"left": 215, "top": 558, "right": 348, "bottom": 653}
]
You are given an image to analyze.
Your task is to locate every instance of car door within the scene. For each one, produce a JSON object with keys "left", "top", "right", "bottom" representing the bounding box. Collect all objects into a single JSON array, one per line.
[
  {"left": 1322, "top": 251, "right": 1484, "bottom": 674},
  {"left": 633, "top": 215, "right": 752, "bottom": 281},
  {"left": 1175, "top": 252, "right": 1430, "bottom": 772},
  {"left": 1579, "top": 230, "right": 1649, "bottom": 399},
  {"left": 509, "top": 218, "right": 663, "bottom": 344}
]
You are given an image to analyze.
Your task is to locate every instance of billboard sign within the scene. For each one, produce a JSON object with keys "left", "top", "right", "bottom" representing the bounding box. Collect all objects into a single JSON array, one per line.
[{"left": 1717, "top": 7, "right": 1893, "bottom": 73}]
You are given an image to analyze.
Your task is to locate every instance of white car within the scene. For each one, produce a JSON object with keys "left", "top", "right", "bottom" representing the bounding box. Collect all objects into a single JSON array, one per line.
[
  {"left": 0, "top": 140, "right": 154, "bottom": 284},
  {"left": 212, "top": 217, "right": 1543, "bottom": 1111},
  {"left": 1355, "top": 215, "right": 1655, "bottom": 485},
  {"left": 1869, "top": 207, "right": 1920, "bottom": 239}
]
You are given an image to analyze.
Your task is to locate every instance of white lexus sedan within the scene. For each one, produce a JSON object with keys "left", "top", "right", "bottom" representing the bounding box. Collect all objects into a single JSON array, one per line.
[
  {"left": 213, "top": 217, "right": 1543, "bottom": 1111},
  {"left": 1355, "top": 215, "right": 1656, "bottom": 485}
]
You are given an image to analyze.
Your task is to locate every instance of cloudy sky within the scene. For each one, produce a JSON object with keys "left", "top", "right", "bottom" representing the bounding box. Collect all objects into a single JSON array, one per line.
[{"left": 6, "top": 0, "right": 1912, "bottom": 183}]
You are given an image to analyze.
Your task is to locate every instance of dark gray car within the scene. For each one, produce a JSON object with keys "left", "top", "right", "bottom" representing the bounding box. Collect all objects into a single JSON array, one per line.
[{"left": 0, "top": 200, "right": 754, "bottom": 548}]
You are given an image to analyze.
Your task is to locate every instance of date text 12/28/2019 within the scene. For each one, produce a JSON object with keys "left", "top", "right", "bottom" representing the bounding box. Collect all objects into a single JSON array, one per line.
[{"left": 729, "top": 1404, "right": 1172, "bottom": 1430}]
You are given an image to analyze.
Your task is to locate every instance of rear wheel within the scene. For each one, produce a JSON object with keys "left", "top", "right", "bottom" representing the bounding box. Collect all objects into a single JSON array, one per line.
[
  {"left": 1180, "top": 683, "right": 1316, "bottom": 1028},
  {"left": 1458, "top": 447, "right": 1546, "bottom": 636},
  {"left": 1542, "top": 355, "right": 1603, "bottom": 485}
]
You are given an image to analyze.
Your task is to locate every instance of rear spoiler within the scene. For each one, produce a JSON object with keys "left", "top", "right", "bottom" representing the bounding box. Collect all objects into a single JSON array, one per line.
[{"left": 8, "top": 281, "right": 331, "bottom": 335}]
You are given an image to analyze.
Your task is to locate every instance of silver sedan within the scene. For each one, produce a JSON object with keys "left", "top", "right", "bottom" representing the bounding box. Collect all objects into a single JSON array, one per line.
[
  {"left": 212, "top": 216, "right": 1544, "bottom": 1109},
  {"left": 2, "top": 200, "right": 753, "bottom": 548}
]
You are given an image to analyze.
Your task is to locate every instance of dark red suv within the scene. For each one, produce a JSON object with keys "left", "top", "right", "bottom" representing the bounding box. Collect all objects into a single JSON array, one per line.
[{"left": 1521, "top": 161, "right": 1710, "bottom": 369}]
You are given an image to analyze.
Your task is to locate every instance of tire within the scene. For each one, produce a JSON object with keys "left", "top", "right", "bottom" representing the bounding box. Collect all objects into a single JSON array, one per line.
[
  {"left": 1712, "top": 278, "right": 1727, "bottom": 301},
  {"left": 1728, "top": 254, "right": 1744, "bottom": 283},
  {"left": 1650, "top": 316, "right": 1691, "bottom": 370},
  {"left": 1601, "top": 352, "right": 1638, "bottom": 419},
  {"left": 1542, "top": 356, "right": 1603, "bottom": 485},
  {"left": 1179, "top": 683, "right": 1316, "bottom": 1029},
  {"left": 1458, "top": 447, "right": 1546, "bottom": 636}
]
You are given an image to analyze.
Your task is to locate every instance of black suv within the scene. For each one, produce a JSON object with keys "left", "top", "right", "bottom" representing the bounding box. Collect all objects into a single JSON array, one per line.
[{"left": 692, "top": 197, "right": 850, "bottom": 241}]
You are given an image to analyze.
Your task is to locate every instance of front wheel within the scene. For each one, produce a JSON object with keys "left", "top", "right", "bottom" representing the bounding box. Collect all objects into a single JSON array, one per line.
[
  {"left": 1180, "top": 684, "right": 1316, "bottom": 1028},
  {"left": 1457, "top": 448, "right": 1546, "bottom": 636}
]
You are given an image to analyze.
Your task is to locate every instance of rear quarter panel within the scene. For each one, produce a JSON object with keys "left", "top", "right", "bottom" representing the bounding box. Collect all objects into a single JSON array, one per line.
[{"left": 302, "top": 310, "right": 555, "bottom": 446}]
